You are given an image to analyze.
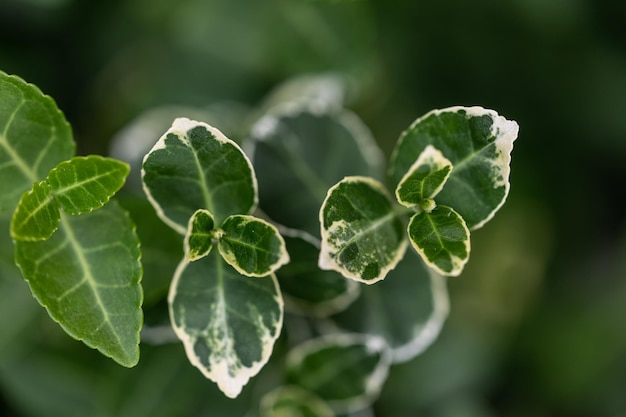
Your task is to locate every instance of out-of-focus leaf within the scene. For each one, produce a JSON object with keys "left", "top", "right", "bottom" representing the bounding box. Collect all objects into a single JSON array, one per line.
[{"left": 260, "top": 385, "right": 334, "bottom": 417}]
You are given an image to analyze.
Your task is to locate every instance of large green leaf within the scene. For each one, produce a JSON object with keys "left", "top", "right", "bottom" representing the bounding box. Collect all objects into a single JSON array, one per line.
[
  {"left": 218, "top": 214, "right": 289, "bottom": 277},
  {"left": 169, "top": 249, "right": 283, "bottom": 398},
  {"left": 389, "top": 106, "right": 519, "bottom": 229},
  {"left": 319, "top": 176, "right": 407, "bottom": 284},
  {"left": 13, "top": 201, "right": 143, "bottom": 367},
  {"left": 286, "top": 333, "right": 391, "bottom": 413},
  {"left": 260, "top": 386, "right": 334, "bottom": 417},
  {"left": 0, "top": 71, "right": 75, "bottom": 213},
  {"left": 408, "top": 205, "right": 470, "bottom": 277},
  {"left": 10, "top": 180, "right": 59, "bottom": 241},
  {"left": 142, "top": 117, "right": 257, "bottom": 233},
  {"left": 250, "top": 105, "right": 384, "bottom": 236},
  {"left": 278, "top": 234, "right": 360, "bottom": 317},
  {"left": 46, "top": 156, "right": 130, "bottom": 215},
  {"left": 330, "top": 249, "right": 450, "bottom": 363}
]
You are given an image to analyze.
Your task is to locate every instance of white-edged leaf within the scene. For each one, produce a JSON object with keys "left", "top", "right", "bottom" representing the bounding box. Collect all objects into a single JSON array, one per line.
[
  {"left": 330, "top": 249, "right": 450, "bottom": 363},
  {"left": 10, "top": 180, "right": 59, "bottom": 241},
  {"left": 169, "top": 250, "right": 283, "bottom": 398},
  {"left": 260, "top": 385, "right": 334, "bottom": 417},
  {"left": 184, "top": 209, "right": 216, "bottom": 261},
  {"left": 142, "top": 117, "right": 257, "bottom": 233},
  {"left": 319, "top": 176, "right": 407, "bottom": 284},
  {"left": 13, "top": 201, "right": 143, "bottom": 367},
  {"left": 389, "top": 106, "right": 519, "bottom": 229},
  {"left": 46, "top": 156, "right": 130, "bottom": 215},
  {"left": 408, "top": 205, "right": 470, "bottom": 277},
  {"left": 0, "top": 71, "right": 75, "bottom": 212},
  {"left": 286, "top": 333, "right": 391, "bottom": 413},
  {"left": 395, "top": 145, "right": 453, "bottom": 207},
  {"left": 218, "top": 214, "right": 290, "bottom": 277}
]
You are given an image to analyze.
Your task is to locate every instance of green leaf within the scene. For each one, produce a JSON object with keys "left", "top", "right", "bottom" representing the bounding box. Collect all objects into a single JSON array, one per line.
[
  {"left": 46, "top": 156, "right": 130, "bottom": 215},
  {"left": 395, "top": 145, "right": 452, "bottom": 207},
  {"left": 408, "top": 205, "right": 470, "bottom": 277},
  {"left": 10, "top": 180, "right": 59, "bottom": 241},
  {"left": 389, "top": 106, "right": 519, "bottom": 229},
  {"left": 286, "top": 334, "right": 391, "bottom": 413},
  {"left": 278, "top": 234, "right": 360, "bottom": 317},
  {"left": 13, "top": 201, "right": 143, "bottom": 367},
  {"left": 260, "top": 386, "right": 334, "bottom": 417},
  {"left": 142, "top": 117, "right": 257, "bottom": 233},
  {"left": 218, "top": 215, "right": 289, "bottom": 277},
  {"left": 169, "top": 250, "right": 283, "bottom": 398},
  {"left": 250, "top": 105, "right": 384, "bottom": 236},
  {"left": 319, "top": 176, "right": 407, "bottom": 284},
  {"left": 330, "top": 249, "right": 449, "bottom": 363},
  {"left": 0, "top": 71, "right": 75, "bottom": 212},
  {"left": 184, "top": 209, "right": 216, "bottom": 262}
]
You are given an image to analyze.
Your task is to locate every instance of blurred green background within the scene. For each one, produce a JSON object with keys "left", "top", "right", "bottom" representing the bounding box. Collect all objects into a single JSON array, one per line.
[{"left": 1, "top": 0, "right": 625, "bottom": 416}]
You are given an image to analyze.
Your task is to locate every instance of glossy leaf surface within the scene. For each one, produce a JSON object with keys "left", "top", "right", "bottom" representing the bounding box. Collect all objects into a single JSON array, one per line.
[
  {"left": 408, "top": 205, "right": 470, "bottom": 277},
  {"left": 218, "top": 214, "right": 289, "bottom": 277},
  {"left": 10, "top": 180, "right": 59, "bottom": 241},
  {"left": 14, "top": 201, "right": 143, "bottom": 367},
  {"left": 169, "top": 250, "right": 283, "bottom": 398},
  {"left": 286, "top": 334, "right": 391, "bottom": 413},
  {"left": 142, "top": 117, "right": 257, "bottom": 233},
  {"left": 0, "top": 71, "right": 75, "bottom": 212},
  {"left": 47, "top": 156, "right": 130, "bottom": 215},
  {"left": 389, "top": 106, "right": 518, "bottom": 229},
  {"left": 319, "top": 176, "right": 407, "bottom": 284}
]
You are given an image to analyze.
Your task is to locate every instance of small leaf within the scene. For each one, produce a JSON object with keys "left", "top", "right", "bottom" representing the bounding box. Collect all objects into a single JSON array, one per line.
[
  {"left": 142, "top": 117, "right": 257, "bottom": 233},
  {"left": 286, "top": 333, "right": 391, "bottom": 413},
  {"left": 389, "top": 106, "right": 519, "bottom": 229},
  {"left": 218, "top": 215, "right": 289, "bottom": 277},
  {"left": 10, "top": 180, "right": 59, "bottom": 241},
  {"left": 330, "top": 249, "right": 449, "bottom": 363},
  {"left": 395, "top": 145, "right": 452, "bottom": 207},
  {"left": 169, "top": 250, "right": 283, "bottom": 398},
  {"left": 408, "top": 205, "right": 470, "bottom": 277},
  {"left": 185, "top": 209, "right": 216, "bottom": 261},
  {"left": 250, "top": 105, "right": 384, "bottom": 236},
  {"left": 46, "top": 156, "right": 130, "bottom": 215},
  {"left": 0, "top": 71, "right": 75, "bottom": 212},
  {"left": 319, "top": 176, "right": 407, "bottom": 284},
  {"left": 14, "top": 201, "right": 143, "bottom": 367},
  {"left": 278, "top": 235, "right": 360, "bottom": 317},
  {"left": 260, "top": 386, "right": 334, "bottom": 417}
]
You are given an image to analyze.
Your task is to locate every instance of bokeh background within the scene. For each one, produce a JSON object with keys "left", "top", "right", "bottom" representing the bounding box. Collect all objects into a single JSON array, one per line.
[{"left": 1, "top": 0, "right": 625, "bottom": 416}]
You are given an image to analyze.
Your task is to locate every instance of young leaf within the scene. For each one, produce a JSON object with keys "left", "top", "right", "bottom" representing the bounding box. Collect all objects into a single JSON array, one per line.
[
  {"left": 395, "top": 145, "right": 452, "bottom": 207},
  {"left": 389, "top": 106, "right": 519, "bottom": 229},
  {"left": 169, "top": 250, "right": 283, "bottom": 398},
  {"left": 260, "top": 386, "right": 334, "bottom": 417},
  {"left": 330, "top": 249, "right": 449, "bottom": 363},
  {"left": 185, "top": 209, "right": 216, "bottom": 261},
  {"left": 319, "top": 176, "right": 407, "bottom": 284},
  {"left": 13, "top": 201, "right": 143, "bottom": 367},
  {"left": 10, "top": 180, "right": 59, "bottom": 241},
  {"left": 286, "top": 334, "right": 391, "bottom": 413},
  {"left": 0, "top": 71, "right": 75, "bottom": 212},
  {"left": 142, "top": 117, "right": 257, "bottom": 233},
  {"left": 408, "top": 205, "right": 470, "bottom": 277},
  {"left": 250, "top": 105, "right": 384, "bottom": 236},
  {"left": 278, "top": 235, "right": 360, "bottom": 317},
  {"left": 46, "top": 156, "right": 130, "bottom": 215},
  {"left": 218, "top": 215, "right": 289, "bottom": 277}
]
